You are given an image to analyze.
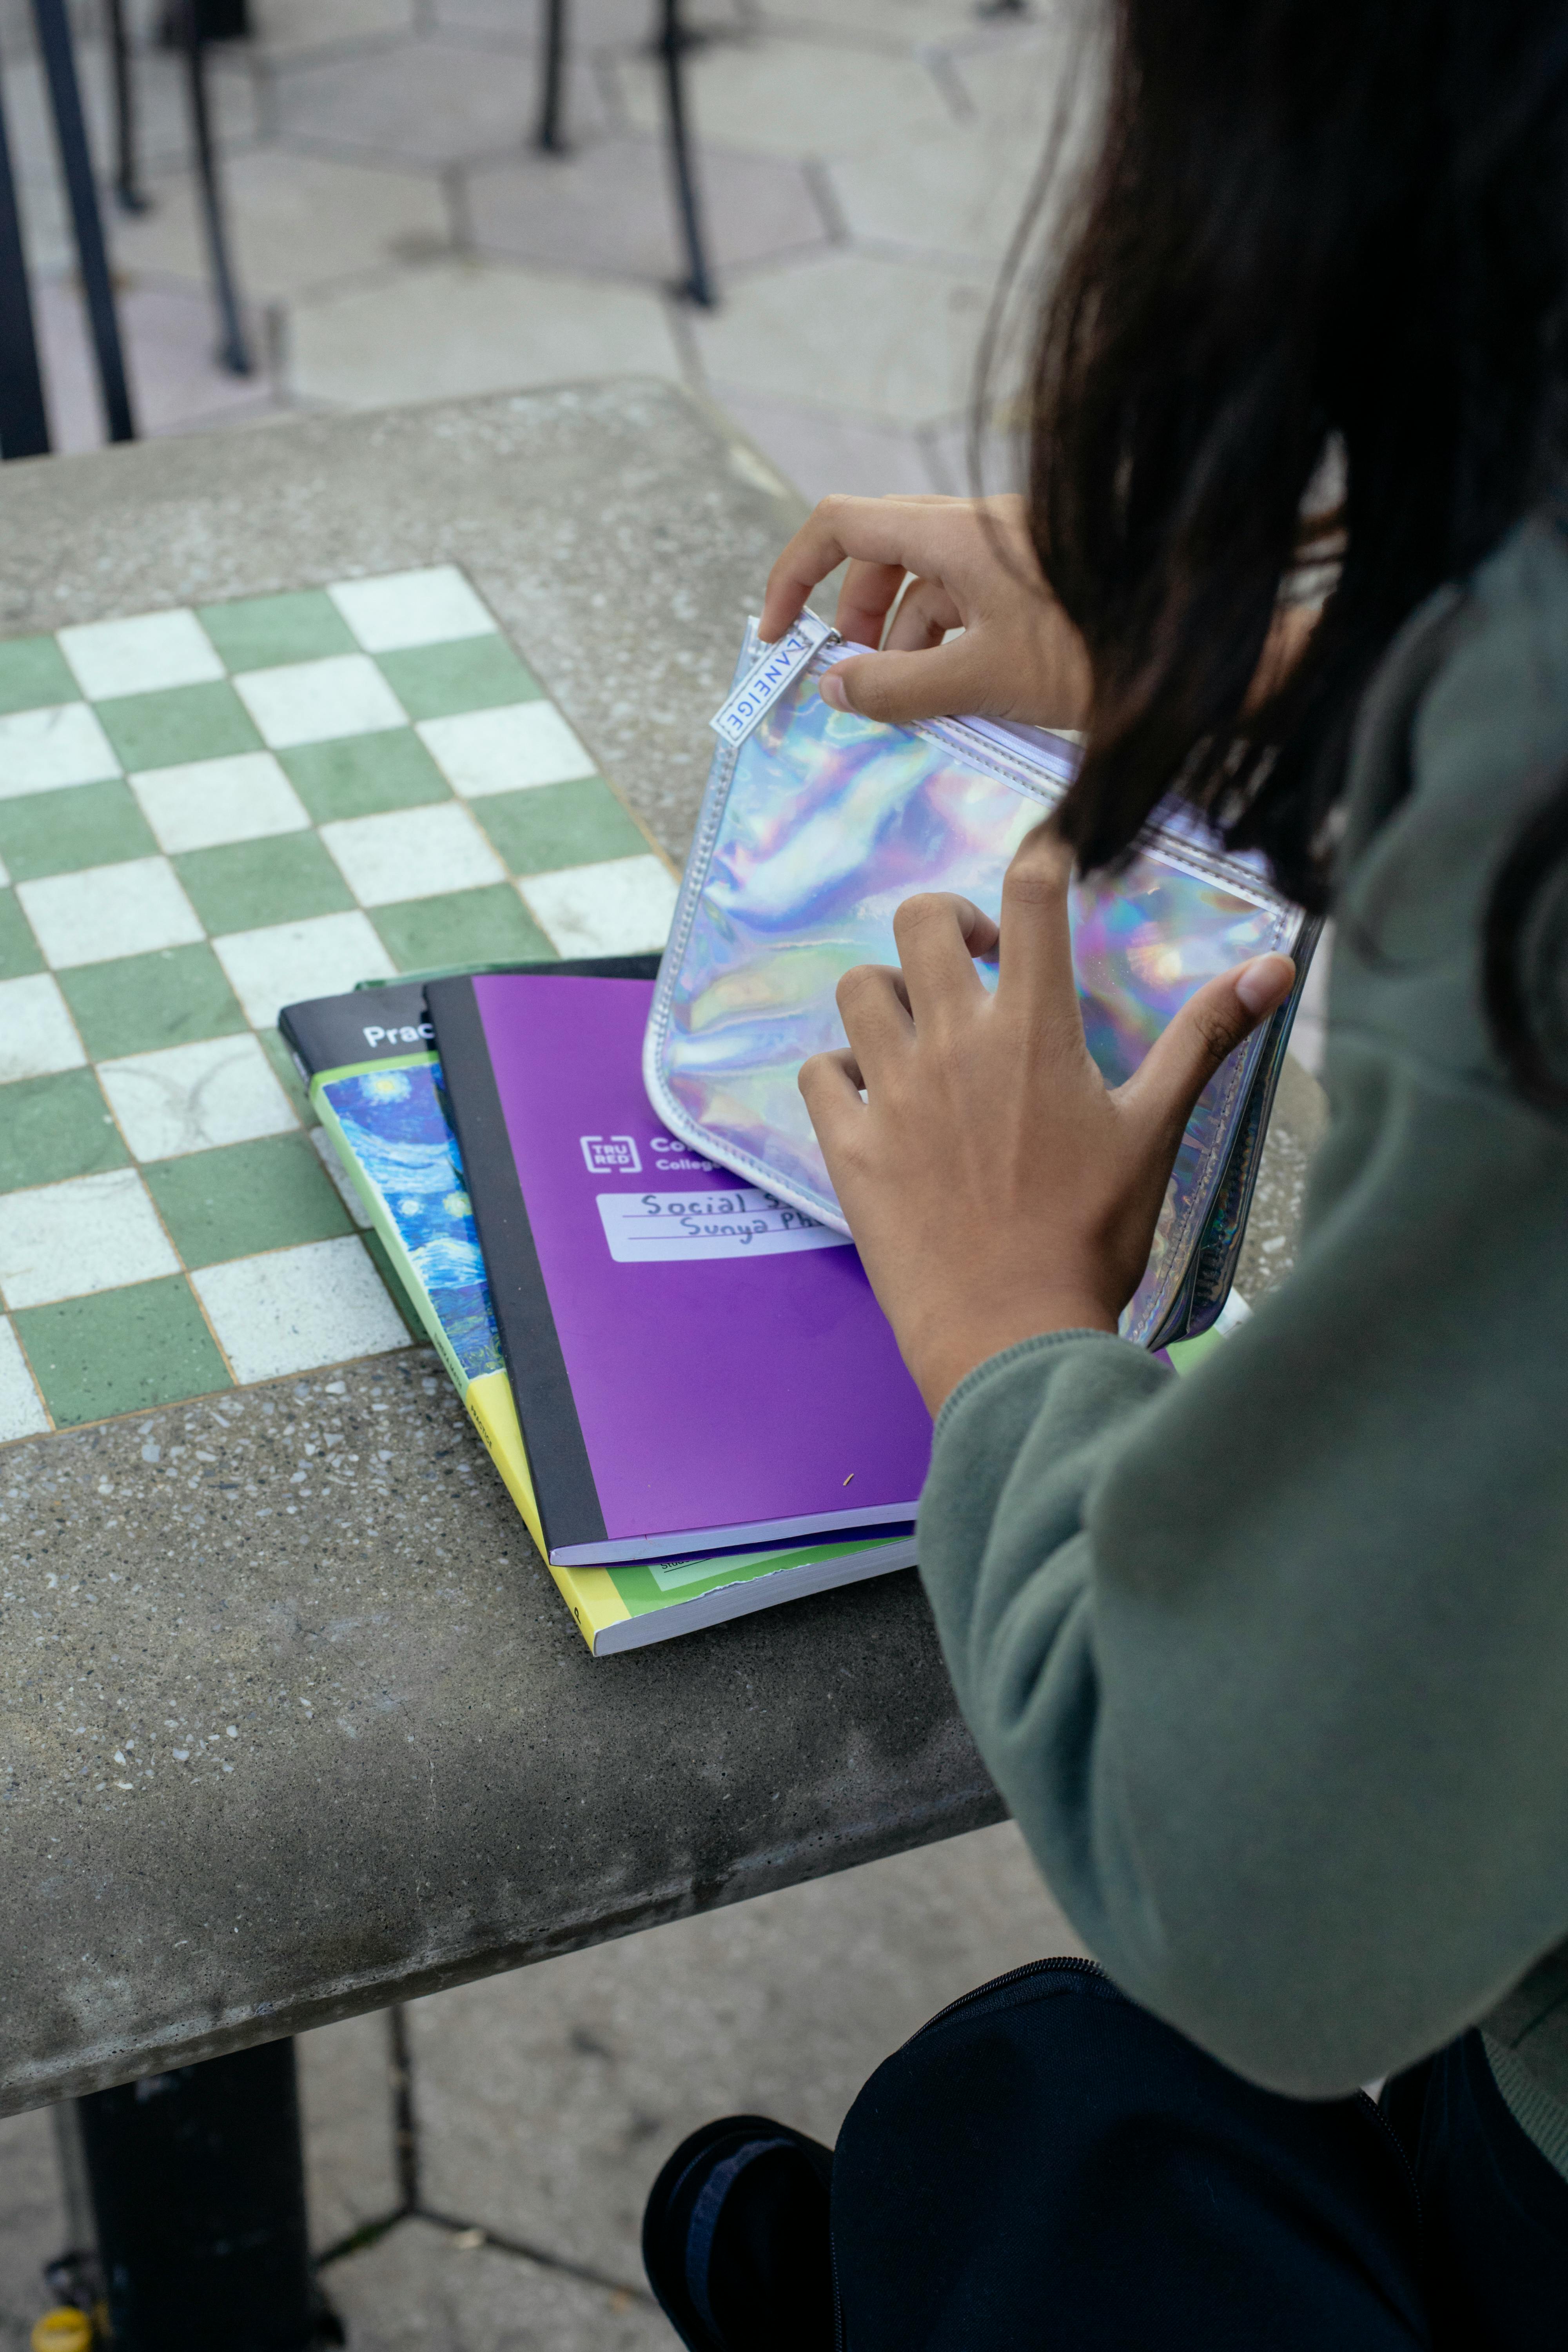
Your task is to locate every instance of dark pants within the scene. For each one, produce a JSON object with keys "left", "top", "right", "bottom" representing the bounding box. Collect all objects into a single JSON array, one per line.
[{"left": 646, "top": 1960, "right": 1568, "bottom": 2349}]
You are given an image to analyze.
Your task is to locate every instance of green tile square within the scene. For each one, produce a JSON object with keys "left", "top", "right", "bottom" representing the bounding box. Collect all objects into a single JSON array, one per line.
[
  {"left": 374, "top": 637, "right": 541, "bottom": 722},
  {"left": 0, "top": 779, "right": 158, "bottom": 882},
  {"left": 0, "top": 1067, "right": 126, "bottom": 1190},
  {"left": 259, "top": 1027, "right": 312, "bottom": 1122},
  {"left": 197, "top": 590, "right": 357, "bottom": 674},
  {"left": 14, "top": 1276, "right": 231, "bottom": 1426},
  {"left": 0, "top": 888, "right": 43, "bottom": 978},
  {"left": 278, "top": 730, "right": 449, "bottom": 822},
  {"left": 58, "top": 944, "right": 247, "bottom": 1060},
  {"left": 474, "top": 777, "right": 646, "bottom": 877},
  {"left": 175, "top": 833, "right": 354, "bottom": 933},
  {"left": 371, "top": 885, "right": 554, "bottom": 973},
  {"left": 360, "top": 1229, "right": 422, "bottom": 1339},
  {"left": 96, "top": 681, "right": 261, "bottom": 773},
  {"left": 143, "top": 1131, "right": 354, "bottom": 1267},
  {"left": 0, "top": 633, "right": 78, "bottom": 716}
]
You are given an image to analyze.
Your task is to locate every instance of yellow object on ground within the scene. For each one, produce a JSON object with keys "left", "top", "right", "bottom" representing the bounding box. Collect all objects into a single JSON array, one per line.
[{"left": 31, "top": 2310, "right": 93, "bottom": 2352}]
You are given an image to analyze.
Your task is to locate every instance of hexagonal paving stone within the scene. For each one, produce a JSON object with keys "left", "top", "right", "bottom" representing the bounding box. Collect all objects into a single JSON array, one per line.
[
  {"left": 289, "top": 259, "right": 682, "bottom": 408},
  {"left": 435, "top": 0, "right": 744, "bottom": 40},
  {"left": 948, "top": 18, "right": 1087, "bottom": 136},
  {"left": 470, "top": 133, "right": 828, "bottom": 282},
  {"left": 35, "top": 281, "right": 278, "bottom": 457},
  {"left": 693, "top": 247, "right": 993, "bottom": 426},
  {"left": 272, "top": 33, "right": 605, "bottom": 168},
  {"left": 828, "top": 120, "right": 1052, "bottom": 263},
  {"left": 111, "top": 149, "right": 453, "bottom": 303},
  {"left": 250, "top": 0, "right": 416, "bottom": 60},
  {"left": 615, "top": 32, "right": 955, "bottom": 161}
]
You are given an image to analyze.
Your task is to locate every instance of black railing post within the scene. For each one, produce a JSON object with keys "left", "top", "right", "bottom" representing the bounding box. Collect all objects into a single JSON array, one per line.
[
  {"left": 659, "top": 0, "right": 714, "bottom": 307},
  {"left": 0, "top": 30, "right": 51, "bottom": 458},
  {"left": 537, "top": 0, "right": 568, "bottom": 151},
  {"left": 176, "top": 0, "right": 251, "bottom": 374},
  {"left": 31, "top": 0, "right": 136, "bottom": 441}
]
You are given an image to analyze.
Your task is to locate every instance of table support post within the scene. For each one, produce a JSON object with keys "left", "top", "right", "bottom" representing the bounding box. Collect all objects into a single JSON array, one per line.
[{"left": 74, "top": 2038, "right": 327, "bottom": 2352}]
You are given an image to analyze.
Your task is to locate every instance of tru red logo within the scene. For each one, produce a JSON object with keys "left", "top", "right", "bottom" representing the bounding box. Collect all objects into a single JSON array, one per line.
[{"left": 580, "top": 1134, "right": 641, "bottom": 1175}]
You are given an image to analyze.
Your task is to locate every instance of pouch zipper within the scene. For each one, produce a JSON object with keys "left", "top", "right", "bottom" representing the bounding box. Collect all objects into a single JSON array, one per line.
[
  {"left": 830, "top": 1953, "right": 1105, "bottom": 2347},
  {"left": 826, "top": 1951, "right": 1421, "bottom": 2347}
]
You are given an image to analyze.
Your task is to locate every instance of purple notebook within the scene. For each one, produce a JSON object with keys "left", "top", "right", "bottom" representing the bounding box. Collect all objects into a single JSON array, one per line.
[{"left": 428, "top": 973, "right": 930, "bottom": 1566}]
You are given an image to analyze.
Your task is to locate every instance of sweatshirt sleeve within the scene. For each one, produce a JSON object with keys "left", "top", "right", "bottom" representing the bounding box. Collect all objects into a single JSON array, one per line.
[{"left": 917, "top": 525, "right": 1568, "bottom": 2097}]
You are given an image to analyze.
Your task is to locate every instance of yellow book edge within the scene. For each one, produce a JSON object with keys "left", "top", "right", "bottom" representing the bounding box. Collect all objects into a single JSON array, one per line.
[{"left": 313, "top": 1073, "right": 631, "bottom": 1656}]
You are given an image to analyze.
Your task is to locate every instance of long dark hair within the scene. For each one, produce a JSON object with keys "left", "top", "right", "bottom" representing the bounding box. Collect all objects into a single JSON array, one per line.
[{"left": 1021, "top": 0, "right": 1568, "bottom": 1101}]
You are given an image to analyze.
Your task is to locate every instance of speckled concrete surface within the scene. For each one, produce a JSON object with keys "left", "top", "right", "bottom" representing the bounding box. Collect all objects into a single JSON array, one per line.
[{"left": 0, "top": 1343, "right": 999, "bottom": 2115}]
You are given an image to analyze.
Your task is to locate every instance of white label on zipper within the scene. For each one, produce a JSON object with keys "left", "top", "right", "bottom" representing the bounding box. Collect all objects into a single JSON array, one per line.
[{"left": 710, "top": 612, "right": 835, "bottom": 748}]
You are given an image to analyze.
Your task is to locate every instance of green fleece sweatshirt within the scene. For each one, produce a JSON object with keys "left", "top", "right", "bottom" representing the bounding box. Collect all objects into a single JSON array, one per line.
[{"left": 917, "top": 513, "right": 1568, "bottom": 2149}]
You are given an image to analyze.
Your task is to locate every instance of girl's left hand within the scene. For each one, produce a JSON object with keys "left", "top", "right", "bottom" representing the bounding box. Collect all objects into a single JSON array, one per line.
[{"left": 798, "top": 824, "right": 1296, "bottom": 1415}]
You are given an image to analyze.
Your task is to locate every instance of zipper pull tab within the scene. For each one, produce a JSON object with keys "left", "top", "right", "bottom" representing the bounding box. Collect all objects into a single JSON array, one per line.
[{"left": 710, "top": 612, "right": 837, "bottom": 748}]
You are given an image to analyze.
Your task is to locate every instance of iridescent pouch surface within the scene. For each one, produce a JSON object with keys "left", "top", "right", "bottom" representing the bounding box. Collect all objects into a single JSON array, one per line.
[{"left": 644, "top": 621, "right": 1318, "bottom": 1347}]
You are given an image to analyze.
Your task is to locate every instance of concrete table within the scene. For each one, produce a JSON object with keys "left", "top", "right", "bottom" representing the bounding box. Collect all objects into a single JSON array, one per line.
[
  {"left": 0, "top": 381, "right": 1014, "bottom": 2125},
  {"left": 0, "top": 381, "right": 1323, "bottom": 2333}
]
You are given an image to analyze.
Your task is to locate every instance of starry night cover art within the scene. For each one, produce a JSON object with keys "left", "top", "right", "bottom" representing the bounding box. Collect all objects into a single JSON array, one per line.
[{"left": 323, "top": 1062, "right": 504, "bottom": 1381}]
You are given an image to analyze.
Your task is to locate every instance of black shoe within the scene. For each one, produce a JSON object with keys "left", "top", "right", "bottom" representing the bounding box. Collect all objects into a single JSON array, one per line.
[{"left": 641, "top": 2112, "right": 836, "bottom": 2351}]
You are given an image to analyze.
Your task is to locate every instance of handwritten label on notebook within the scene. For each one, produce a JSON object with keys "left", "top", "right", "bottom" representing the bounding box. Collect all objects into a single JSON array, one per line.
[{"left": 597, "top": 1189, "right": 853, "bottom": 1264}]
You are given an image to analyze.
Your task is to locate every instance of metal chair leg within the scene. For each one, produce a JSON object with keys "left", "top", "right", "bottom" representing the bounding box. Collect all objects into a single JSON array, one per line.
[
  {"left": 105, "top": 0, "right": 151, "bottom": 214},
  {"left": 175, "top": 0, "right": 251, "bottom": 374},
  {"left": 0, "top": 31, "right": 51, "bottom": 458},
  {"left": 659, "top": 0, "right": 714, "bottom": 307},
  {"left": 536, "top": 0, "right": 568, "bottom": 152},
  {"left": 31, "top": 0, "right": 136, "bottom": 442}
]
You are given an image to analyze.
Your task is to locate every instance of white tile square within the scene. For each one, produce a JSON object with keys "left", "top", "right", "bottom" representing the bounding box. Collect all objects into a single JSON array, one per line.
[
  {"left": 328, "top": 566, "right": 497, "bottom": 653},
  {"left": 58, "top": 609, "right": 224, "bottom": 701},
  {"left": 519, "top": 855, "right": 679, "bottom": 956},
  {"left": 0, "top": 704, "right": 120, "bottom": 798},
  {"left": 417, "top": 702, "right": 596, "bottom": 798},
  {"left": 213, "top": 909, "right": 395, "bottom": 1030},
  {"left": 0, "top": 973, "right": 85, "bottom": 1083},
  {"left": 0, "top": 1317, "right": 49, "bottom": 1440},
  {"left": 17, "top": 857, "right": 204, "bottom": 969},
  {"left": 0, "top": 1167, "right": 179, "bottom": 1310},
  {"left": 233, "top": 655, "right": 408, "bottom": 750},
  {"left": 311, "top": 1127, "right": 371, "bottom": 1229},
  {"left": 319, "top": 802, "right": 505, "bottom": 907},
  {"left": 193, "top": 1236, "right": 408, "bottom": 1383},
  {"left": 98, "top": 1033, "right": 299, "bottom": 1162},
  {"left": 128, "top": 751, "right": 310, "bottom": 855}
]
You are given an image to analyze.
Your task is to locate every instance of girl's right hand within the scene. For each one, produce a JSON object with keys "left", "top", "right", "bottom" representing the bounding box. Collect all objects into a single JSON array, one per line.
[{"left": 759, "top": 492, "right": 1094, "bottom": 734}]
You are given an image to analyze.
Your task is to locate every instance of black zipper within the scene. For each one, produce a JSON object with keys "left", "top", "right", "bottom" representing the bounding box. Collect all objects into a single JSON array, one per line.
[
  {"left": 1355, "top": 2086, "right": 1423, "bottom": 2226},
  {"left": 829, "top": 1953, "right": 1103, "bottom": 2348},
  {"left": 826, "top": 1951, "right": 1421, "bottom": 2345},
  {"left": 897, "top": 1951, "right": 1107, "bottom": 2054}
]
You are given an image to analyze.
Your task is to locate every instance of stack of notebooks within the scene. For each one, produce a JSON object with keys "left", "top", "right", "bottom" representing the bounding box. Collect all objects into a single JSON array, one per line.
[{"left": 281, "top": 961, "right": 927, "bottom": 1654}]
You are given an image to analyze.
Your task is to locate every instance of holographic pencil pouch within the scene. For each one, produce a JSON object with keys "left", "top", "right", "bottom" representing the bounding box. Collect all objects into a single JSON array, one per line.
[{"left": 644, "top": 615, "right": 1319, "bottom": 1348}]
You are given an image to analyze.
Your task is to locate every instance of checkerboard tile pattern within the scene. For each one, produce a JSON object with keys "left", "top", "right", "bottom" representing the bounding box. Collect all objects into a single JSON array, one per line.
[{"left": 0, "top": 567, "right": 679, "bottom": 1436}]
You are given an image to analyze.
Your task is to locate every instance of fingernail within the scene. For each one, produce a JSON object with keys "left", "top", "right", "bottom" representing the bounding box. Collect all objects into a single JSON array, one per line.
[
  {"left": 1236, "top": 953, "right": 1295, "bottom": 1015},
  {"left": 820, "top": 671, "right": 848, "bottom": 711}
]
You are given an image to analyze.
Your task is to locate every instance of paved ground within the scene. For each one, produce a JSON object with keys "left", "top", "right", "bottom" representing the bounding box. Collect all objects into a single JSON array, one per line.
[
  {"left": 0, "top": 1822, "right": 1084, "bottom": 2348},
  {"left": 5, "top": 0, "right": 1071, "bottom": 502}
]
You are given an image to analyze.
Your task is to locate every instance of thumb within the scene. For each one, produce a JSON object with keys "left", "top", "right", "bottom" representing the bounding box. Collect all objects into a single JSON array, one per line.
[
  {"left": 1121, "top": 953, "right": 1296, "bottom": 1139},
  {"left": 820, "top": 637, "right": 994, "bottom": 726}
]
